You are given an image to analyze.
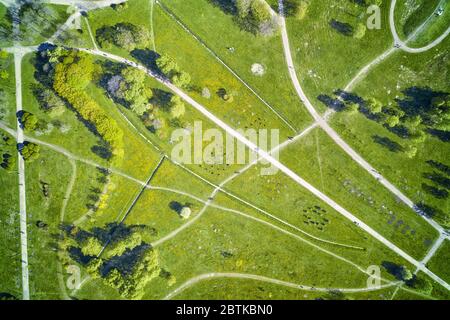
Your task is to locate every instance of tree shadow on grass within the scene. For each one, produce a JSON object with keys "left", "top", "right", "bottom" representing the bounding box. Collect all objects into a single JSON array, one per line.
[
  {"left": 130, "top": 48, "right": 161, "bottom": 75},
  {"left": 372, "top": 135, "right": 403, "bottom": 152}
]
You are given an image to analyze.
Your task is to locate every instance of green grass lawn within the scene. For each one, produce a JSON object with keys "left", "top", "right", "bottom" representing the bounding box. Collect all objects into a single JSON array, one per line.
[
  {"left": 141, "top": 207, "right": 378, "bottom": 299},
  {"left": 286, "top": 0, "right": 393, "bottom": 114},
  {"left": 408, "top": 1, "right": 450, "bottom": 48},
  {"left": 25, "top": 147, "right": 73, "bottom": 299},
  {"left": 149, "top": 158, "right": 215, "bottom": 200},
  {"left": 152, "top": 4, "right": 294, "bottom": 139},
  {"left": 427, "top": 239, "right": 450, "bottom": 284},
  {"left": 170, "top": 276, "right": 428, "bottom": 300},
  {"left": 279, "top": 127, "right": 439, "bottom": 260},
  {"left": 0, "top": 52, "right": 16, "bottom": 128},
  {"left": 393, "top": 0, "right": 441, "bottom": 40},
  {"left": 330, "top": 37, "right": 449, "bottom": 225},
  {"left": 84, "top": 0, "right": 300, "bottom": 141},
  {"left": 124, "top": 188, "right": 205, "bottom": 244},
  {"left": 0, "top": 133, "right": 21, "bottom": 299},
  {"left": 152, "top": 0, "right": 314, "bottom": 131}
]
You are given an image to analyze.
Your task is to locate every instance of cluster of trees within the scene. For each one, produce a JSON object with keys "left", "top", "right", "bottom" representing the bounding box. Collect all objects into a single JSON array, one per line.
[
  {"left": 1, "top": 153, "right": 16, "bottom": 171},
  {"left": 209, "top": 0, "right": 277, "bottom": 35},
  {"left": 0, "top": 134, "right": 16, "bottom": 171},
  {"left": 18, "top": 0, "right": 62, "bottom": 43},
  {"left": 34, "top": 86, "right": 66, "bottom": 118},
  {"left": 329, "top": 0, "right": 383, "bottom": 39},
  {"left": 103, "top": 246, "right": 160, "bottom": 299},
  {"left": 18, "top": 111, "right": 38, "bottom": 131},
  {"left": 20, "top": 142, "right": 40, "bottom": 162},
  {"left": 283, "top": 0, "right": 309, "bottom": 20},
  {"left": 421, "top": 160, "right": 450, "bottom": 202},
  {"left": 52, "top": 50, "right": 124, "bottom": 157},
  {"left": 364, "top": 92, "right": 450, "bottom": 158},
  {"left": 103, "top": 232, "right": 142, "bottom": 259},
  {"left": 66, "top": 225, "right": 164, "bottom": 300},
  {"left": 107, "top": 67, "right": 153, "bottom": 115},
  {"left": 156, "top": 54, "right": 191, "bottom": 89},
  {"left": 96, "top": 23, "right": 151, "bottom": 51},
  {"left": 235, "top": 0, "right": 277, "bottom": 35}
]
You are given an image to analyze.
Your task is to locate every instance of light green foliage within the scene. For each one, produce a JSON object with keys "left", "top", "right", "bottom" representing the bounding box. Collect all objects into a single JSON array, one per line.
[
  {"left": 156, "top": 54, "right": 191, "bottom": 88},
  {"left": 296, "top": 1, "right": 309, "bottom": 20},
  {"left": 53, "top": 49, "right": 124, "bottom": 157},
  {"left": 169, "top": 95, "right": 185, "bottom": 118},
  {"left": 118, "top": 67, "right": 153, "bottom": 116},
  {"left": 367, "top": 98, "right": 383, "bottom": 114},
  {"left": 20, "top": 142, "right": 40, "bottom": 162},
  {"left": 385, "top": 115, "right": 400, "bottom": 128},
  {"left": 172, "top": 71, "right": 191, "bottom": 88},
  {"left": 353, "top": 23, "right": 367, "bottom": 39},
  {"left": 81, "top": 237, "right": 103, "bottom": 256},
  {"left": 235, "top": 0, "right": 274, "bottom": 34},
  {"left": 20, "top": 111, "right": 38, "bottom": 131},
  {"left": 1, "top": 152, "right": 16, "bottom": 171},
  {"left": 0, "top": 70, "right": 9, "bottom": 80},
  {"left": 86, "top": 258, "right": 103, "bottom": 279},
  {"left": 103, "top": 247, "right": 161, "bottom": 299},
  {"left": 399, "top": 266, "right": 413, "bottom": 281},
  {"left": 96, "top": 23, "right": 151, "bottom": 51},
  {"left": 403, "top": 144, "right": 417, "bottom": 159},
  {"left": 345, "top": 102, "right": 359, "bottom": 114},
  {"left": 103, "top": 232, "right": 142, "bottom": 259}
]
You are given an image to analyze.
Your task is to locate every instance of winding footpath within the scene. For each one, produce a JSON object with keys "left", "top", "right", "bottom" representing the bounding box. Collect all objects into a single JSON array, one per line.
[
  {"left": 2, "top": 0, "right": 449, "bottom": 298},
  {"left": 278, "top": 0, "right": 448, "bottom": 241},
  {"left": 163, "top": 272, "right": 435, "bottom": 300},
  {"left": 73, "top": 46, "right": 450, "bottom": 291},
  {"left": 390, "top": 0, "right": 450, "bottom": 54}
]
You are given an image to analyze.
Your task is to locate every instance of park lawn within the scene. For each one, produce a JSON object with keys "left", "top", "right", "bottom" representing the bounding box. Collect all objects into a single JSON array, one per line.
[
  {"left": 393, "top": 0, "right": 441, "bottom": 40},
  {"left": 285, "top": 0, "right": 393, "bottom": 114},
  {"left": 85, "top": 0, "right": 295, "bottom": 141},
  {"left": 0, "top": 3, "right": 12, "bottom": 48},
  {"left": 142, "top": 206, "right": 401, "bottom": 299},
  {"left": 153, "top": 4, "right": 294, "bottom": 141},
  {"left": 0, "top": 135, "right": 21, "bottom": 299},
  {"left": 153, "top": 0, "right": 313, "bottom": 131},
  {"left": 123, "top": 188, "right": 205, "bottom": 244},
  {"left": 54, "top": 16, "right": 96, "bottom": 50},
  {"left": 84, "top": 82, "right": 161, "bottom": 179},
  {"left": 22, "top": 52, "right": 162, "bottom": 180},
  {"left": 279, "top": 127, "right": 439, "bottom": 260},
  {"left": 25, "top": 147, "right": 73, "bottom": 299},
  {"left": 63, "top": 161, "right": 109, "bottom": 224},
  {"left": 149, "top": 158, "right": 215, "bottom": 200},
  {"left": 21, "top": 52, "right": 111, "bottom": 168},
  {"left": 330, "top": 39, "right": 449, "bottom": 223},
  {"left": 171, "top": 276, "right": 430, "bottom": 300},
  {"left": 213, "top": 185, "right": 420, "bottom": 281},
  {"left": 409, "top": 1, "right": 450, "bottom": 48},
  {"left": 74, "top": 277, "right": 124, "bottom": 300},
  {"left": 426, "top": 239, "right": 450, "bottom": 284},
  {"left": 219, "top": 158, "right": 424, "bottom": 256},
  {"left": 0, "top": 52, "right": 16, "bottom": 128},
  {"left": 80, "top": 172, "right": 145, "bottom": 229},
  {"left": 213, "top": 186, "right": 369, "bottom": 249},
  {"left": 86, "top": 0, "right": 152, "bottom": 60}
]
